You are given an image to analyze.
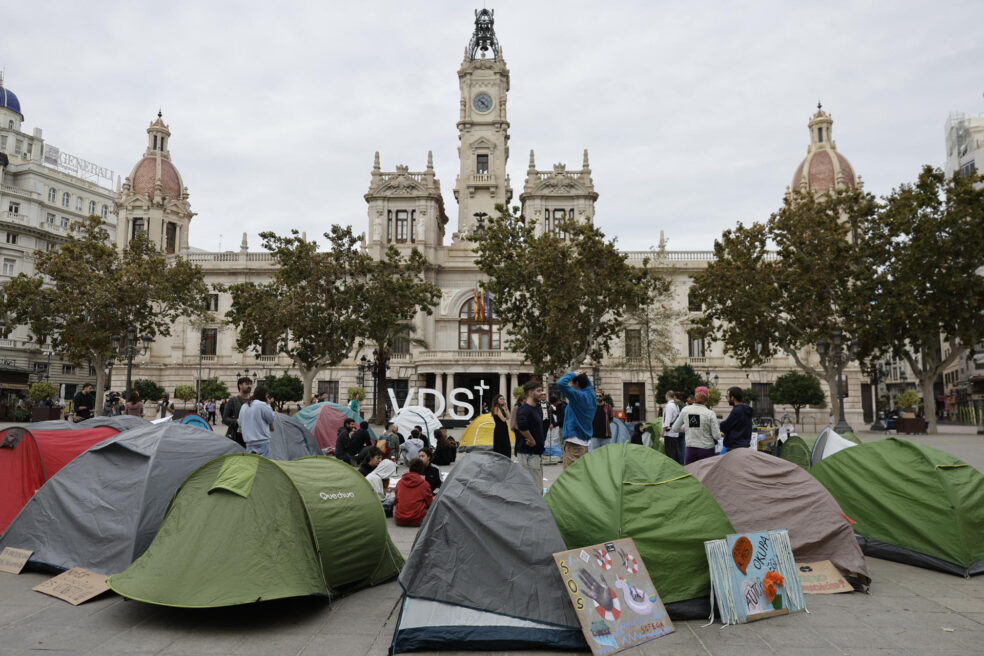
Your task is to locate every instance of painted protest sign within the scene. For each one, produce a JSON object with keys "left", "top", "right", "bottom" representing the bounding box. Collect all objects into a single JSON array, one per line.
[
  {"left": 32, "top": 567, "right": 110, "bottom": 605},
  {"left": 704, "top": 529, "right": 807, "bottom": 625},
  {"left": 797, "top": 560, "right": 853, "bottom": 594},
  {"left": 554, "top": 538, "right": 673, "bottom": 656},
  {"left": 0, "top": 547, "right": 33, "bottom": 574}
]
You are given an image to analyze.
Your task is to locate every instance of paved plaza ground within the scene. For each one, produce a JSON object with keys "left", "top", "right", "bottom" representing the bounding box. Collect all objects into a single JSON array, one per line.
[{"left": 1, "top": 423, "right": 982, "bottom": 655}]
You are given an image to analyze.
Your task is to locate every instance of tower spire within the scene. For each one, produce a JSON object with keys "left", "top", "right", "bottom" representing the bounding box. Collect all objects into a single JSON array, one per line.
[
  {"left": 467, "top": 9, "right": 500, "bottom": 60},
  {"left": 528, "top": 149, "right": 535, "bottom": 171},
  {"left": 582, "top": 149, "right": 590, "bottom": 170}
]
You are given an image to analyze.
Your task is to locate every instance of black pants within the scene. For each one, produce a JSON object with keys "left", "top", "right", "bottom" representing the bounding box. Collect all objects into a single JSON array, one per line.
[{"left": 664, "top": 434, "right": 686, "bottom": 464}]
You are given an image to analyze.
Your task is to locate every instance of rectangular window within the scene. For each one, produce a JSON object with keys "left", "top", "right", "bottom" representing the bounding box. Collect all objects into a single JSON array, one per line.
[
  {"left": 45, "top": 242, "right": 54, "bottom": 251},
  {"left": 165, "top": 222, "right": 177, "bottom": 253},
  {"left": 410, "top": 210, "right": 416, "bottom": 243},
  {"left": 8, "top": 202, "right": 19, "bottom": 214},
  {"left": 2, "top": 258, "right": 15, "bottom": 276},
  {"left": 61, "top": 217, "right": 70, "bottom": 228},
  {"left": 46, "top": 213, "right": 55, "bottom": 224},
  {"left": 392, "top": 332, "right": 410, "bottom": 354},
  {"left": 688, "top": 332, "right": 705, "bottom": 358},
  {"left": 62, "top": 364, "right": 76, "bottom": 375},
  {"left": 959, "top": 161, "right": 976, "bottom": 178},
  {"left": 260, "top": 336, "right": 277, "bottom": 356},
  {"left": 386, "top": 210, "right": 393, "bottom": 243},
  {"left": 317, "top": 380, "right": 340, "bottom": 404},
  {"left": 625, "top": 329, "right": 642, "bottom": 359},
  {"left": 132, "top": 217, "right": 145, "bottom": 238},
  {"left": 205, "top": 293, "right": 219, "bottom": 312},
  {"left": 34, "top": 362, "right": 48, "bottom": 374},
  {"left": 395, "top": 210, "right": 408, "bottom": 242},
  {"left": 688, "top": 291, "right": 702, "bottom": 312},
  {"left": 476, "top": 154, "right": 489, "bottom": 175},
  {"left": 75, "top": 197, "right": 83, "bottom": 211},
  {"left": 544, "top": 209, "right": 551, "bottom": 234},
  {"left": 201, "top": 328, "right": 218, "bottom": 356},
  {"left": 5, "top": 233, "right": 16, "bottom": 244},
  {"left": 818, "top": 128, "right": 823, "bottom": 143},
  {"left": 15, "top": 139, "right": 23, "bottom": 155},
  {"left": 0, "top": 136, "right": 6, "bottom": 151}
]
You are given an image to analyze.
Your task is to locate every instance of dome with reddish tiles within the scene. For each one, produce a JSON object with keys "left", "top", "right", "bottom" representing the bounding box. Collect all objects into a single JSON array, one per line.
[
  {"left": 791, "top": 105, "right": 857, "bottom": 193},
  {"left": 130, "top": 156, "right": 182, "bottom": 201}
]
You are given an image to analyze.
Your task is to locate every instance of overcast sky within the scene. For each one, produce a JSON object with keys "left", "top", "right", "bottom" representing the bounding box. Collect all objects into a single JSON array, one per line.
[{"left": 4, "top": 1, "right": 983, "bottom": 251}]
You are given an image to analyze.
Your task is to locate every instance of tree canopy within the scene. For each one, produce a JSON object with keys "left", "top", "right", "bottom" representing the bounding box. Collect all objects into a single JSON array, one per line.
[
  {"left": 198, "top": 378, "right": 229, "bottom": 402},
  {"left": 656, "top": 364, "right": 704, "bottom": 402},
  {"left": 770, "top": 371, "right": 825, "bottom": 422},
  {"left": 689, "top": 186, "right": 877, "bottom": 404},
  {"left": 357, "top": 248, "right": 440, "bottom": 422},
  {"left": 224, "top": 227, "right": 367, "bottom": 405},
  {"left": 474, "top": 205, "right": 666, "bottom": 377},
  {"left": 264, "top": 372, "right": 304, "bottom": 411},
  {"left": 133, "top": 379, "right": 165, "bottom": 402},
  {"left": 0, "top": 216, "right": 208, "bottom": 415},
  {"left": 853, "top": 166, "right": 984, "bottom": 432}
]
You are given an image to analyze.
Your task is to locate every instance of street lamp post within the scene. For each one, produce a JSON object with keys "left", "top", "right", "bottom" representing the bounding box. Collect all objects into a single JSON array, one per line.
[
  {"left": 358, "top": 350, "right": 380, "bottom": 424},
  {"left": 817, "top": 329, "right": 858, "bottom": 434},
  {"left": 111, "top": 326, "right": 151, "bottom": 400},
  {"left": 870, "top": 360, "right": 891, "bottom": 431}
]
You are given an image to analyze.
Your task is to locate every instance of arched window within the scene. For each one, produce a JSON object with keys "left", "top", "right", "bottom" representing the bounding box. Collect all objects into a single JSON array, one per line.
[
  {"left": 88, "top": 200, "right": 96, "bottom": 215},
  {"left": 459, "top": 296, "right": 500, "bottom": 350},
  {"left": 101, "top": 205, "right": 108, "bottom": 218},
  {"left": 75, "top": 197, "right": 83, "bottom": 211},
  {"left": 48, "top": 188, "right": 56, "bottom": 203},
  {"left": 61, "top": 192, "right": 70, "bottom": 208}
]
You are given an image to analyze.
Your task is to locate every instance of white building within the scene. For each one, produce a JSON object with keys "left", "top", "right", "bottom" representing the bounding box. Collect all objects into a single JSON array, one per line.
[{"left": 0, "top": 74, "right": 121, "bottom": 413}]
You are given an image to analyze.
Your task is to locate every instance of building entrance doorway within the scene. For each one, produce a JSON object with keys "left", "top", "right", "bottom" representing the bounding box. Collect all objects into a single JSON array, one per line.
[{"left": 622, "top": 382, "right": 645, "bottom": 422}]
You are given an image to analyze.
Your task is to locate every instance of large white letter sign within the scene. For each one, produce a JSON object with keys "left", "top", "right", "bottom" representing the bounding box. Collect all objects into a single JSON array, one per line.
[{"left": 448, "top": 388, "right": 475, "bottom": 420}]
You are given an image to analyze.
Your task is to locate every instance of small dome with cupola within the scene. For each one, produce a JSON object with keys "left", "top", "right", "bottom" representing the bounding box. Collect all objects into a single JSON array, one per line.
[{"left": 791, "top": 103, "right": 858, "bottom": 193}]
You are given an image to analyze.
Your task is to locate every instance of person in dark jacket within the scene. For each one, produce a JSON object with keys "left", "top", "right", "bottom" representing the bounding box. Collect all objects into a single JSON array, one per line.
[
  {"left": 358, "top": 446, "right": 384, "bottom": 476},
  {"left": 221, "top": 377, "right": 252, "bottom": 447},
  {"left": 347, "top": 421, "right": 374, "bottom": 462},
  {"left": 394, "top": 459, "right": 433, "bottom": 526},
  {"left": 335, "top": 418, "right": 356, "bottom": 463},
  {"left": 515, "top": 380, "right": 546, "bottom": 492},
  {"left": 418, "top": 447, "right": 442, "bottom": 493},
  {"left": 720, "top": 387, "right": 754, "bottom": 450}
]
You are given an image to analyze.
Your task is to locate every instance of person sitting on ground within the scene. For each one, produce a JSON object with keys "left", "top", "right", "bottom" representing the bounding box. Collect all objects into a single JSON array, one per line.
[
  {"left": 335, "top": 418, "right": 356, "bottom": 463},
  {"left": 418, "top": 447, "right": 442, "bottom": 493},
  {"left": 413, "top": 424, "right": 430, "bottom": 448},
  {"left": 366, "top": 458, "right": 398, "bottom": 507},
  {"left": 393, "top": 458, "right": 434, "bottom": 526},
  {"left": 401, "top": 429, "right": 425, "bottom": 463},
  {"left": 432, "top": 428, "right": 457, "bottom": 466},
  {"left": 359, "top": 446, "right": 384, "bottom": 477},
  {"left": 630, "top": 422, "right": 644, "bottom": 445},
  {"left": 347, "top": 421, "right": 374, "bottom": 463},
  {"left": 671, "top": 386, "right": 720, "bottom": 465}
]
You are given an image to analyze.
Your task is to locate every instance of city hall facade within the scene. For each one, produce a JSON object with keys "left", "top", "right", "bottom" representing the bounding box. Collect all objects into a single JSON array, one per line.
[{"left": 0, "top": 11, "right": 875, "bottom": 428}]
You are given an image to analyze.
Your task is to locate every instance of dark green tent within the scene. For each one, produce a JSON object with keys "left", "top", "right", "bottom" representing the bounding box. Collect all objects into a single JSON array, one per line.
[
  {"left": 812, "top": 438, "right": 984, "bottom": 577},
  {"left": 108, "top": 454, "right": 404, "bottom": 607},
  {"left": 545, "top": 443, "right": 734, "bottom": 618}
]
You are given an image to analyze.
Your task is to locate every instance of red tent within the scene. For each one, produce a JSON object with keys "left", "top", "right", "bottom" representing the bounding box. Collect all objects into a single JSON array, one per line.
[{"left": 0, "top": 426, "right": 119, "bottom": 533}]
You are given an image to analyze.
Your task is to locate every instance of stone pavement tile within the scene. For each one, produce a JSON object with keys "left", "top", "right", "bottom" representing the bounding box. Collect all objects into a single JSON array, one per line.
[
  {"left": 90, "top": 626, "right": 182, "bottom": 655},
  {"left": 865, "top": 593, "right": 949, "bottom": 612},
  {"left": 232, "top": 631, "right": 315, "bottom": 655},
  {"left": 822, "top": 626, "right": 906, "bottom": 650},
  {"left": 800, "top": 607, "right": 866, "bottom": 628},
  {"left": 686, "top": 622, "right": 770, "bottom": 648},
  {"left": 840, "top": 649, "right": 909, "bottom": 656},
  {"left": 299, "top": 633, "right": 375, "bottom": 655},
  {"left": 0, "top": 624, "right": 119, "bottom": 653},
  {"left": 752, "top": 623, "right": 838, "bottom": 650},
  {"left": 156, "top": 627, "right": 247, "bottom": 655},
  {"left": 963, "top": 612, "right": 984, "bottom": 625},
  {"left": 932, "top": 596, "right": 984, "bottom": 613}
]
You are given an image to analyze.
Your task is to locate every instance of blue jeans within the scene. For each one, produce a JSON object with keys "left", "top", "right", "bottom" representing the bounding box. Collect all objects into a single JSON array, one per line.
[{"left": 246, "top": 441, "right": 270, "bottom": 458}]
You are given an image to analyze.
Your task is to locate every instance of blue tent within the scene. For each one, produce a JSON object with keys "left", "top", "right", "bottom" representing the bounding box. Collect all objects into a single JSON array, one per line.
[
  {"left": 610, "top": 417, "right": 632, "bottom": 444},
  {"left": 179, "top": 414, "right": 212, "bottom": 431}
]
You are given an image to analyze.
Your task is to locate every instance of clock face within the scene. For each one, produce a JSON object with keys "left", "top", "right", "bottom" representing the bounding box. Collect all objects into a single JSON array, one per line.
[{"left": 473, "top": 93, "right": 494, "bottom": 113}]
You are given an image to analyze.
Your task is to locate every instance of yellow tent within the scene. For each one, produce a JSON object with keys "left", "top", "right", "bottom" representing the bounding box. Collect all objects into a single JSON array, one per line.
[{"left": 459, "top": 413, "right": 514, "bottom": 450}]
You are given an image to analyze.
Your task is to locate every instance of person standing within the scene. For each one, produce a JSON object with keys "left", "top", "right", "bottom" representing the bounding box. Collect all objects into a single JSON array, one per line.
[
  {"left": 348, "top": 395, "right": 360, "bottom": 414},
  {"left": 661, "top": 390, "right": 683, "bottom": 464},
  {"left": 557, "top": 370, "right": 595, "bottom": 469},
  {"left": 238, "top": 382, "right": 275, "bottom": 458},
  {"left": 73, "top": 383, "right": 95, "bottom": 421},
  {"left": 589, "top": 390, "right": 613, "bottom": 452},
  {"left": 383, "top": 422, "right": 403, "bottom": 460},
  {"left": 157, "top": 394, "right": 174, "bottom": 419},
  {"left": 671, "top": 386, "right": 720, "bottom": 465},
  {"left": 205, "top": 399, "right": 217, "bottom": 425},
  {"left": 719, "top": 386, "right": 754, "bottom": 452},
  {"left": 221, "top": 377, "right": 252, "bottom": 447},
  {"left": 125, "top": 391, "right": 144, "bottom": 417},
  {"left": 515, "top": 380, "right": 546, "bottom": 491},
  {"left": 490, "top": 394, "right": 511, "bottom": 458}
]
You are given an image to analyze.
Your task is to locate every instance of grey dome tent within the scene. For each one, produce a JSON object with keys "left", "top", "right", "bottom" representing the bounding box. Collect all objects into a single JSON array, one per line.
[
  {"left": 392, "top": 451, "right": 586, "bottom": 653},
  {"left": 25, "top": 415, "right": 150, "bottom": 432},
  {"left": 270, "top": 412, "right": 321, "bottom": 460},
  {"left": 0, "top": 422, "right": 242, "bottom": 574}
]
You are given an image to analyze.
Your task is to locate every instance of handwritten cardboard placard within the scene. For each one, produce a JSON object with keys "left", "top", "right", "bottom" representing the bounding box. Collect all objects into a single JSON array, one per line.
[
  {"left": 554, "top": 537, "right": 673, "bottom": 656},
  {"left": 32, "top": 567, "right": 110, "bottom": 605},
  {"left": 0, "top": 547, "right": 33, "bottom": 574},
  {"left": 797, "top": 560, "right": 852, "bottom": 594}
]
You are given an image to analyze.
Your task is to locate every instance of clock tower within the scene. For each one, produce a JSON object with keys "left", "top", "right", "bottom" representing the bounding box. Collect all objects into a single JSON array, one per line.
[{"left": 453, "top": 9, "right": 512, "bottom": 241}]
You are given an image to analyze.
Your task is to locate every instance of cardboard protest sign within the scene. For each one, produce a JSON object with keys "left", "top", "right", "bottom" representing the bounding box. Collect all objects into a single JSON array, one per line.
[
  {"left": 797, "top": 560, "right": 852, "bottom": 594},
  {"left": 704, "top": 529, "right": 807, "bottom": 625},
  {"left": 0, "top": 547, "right": 33, "bottom": 574},
  {"left": 32, "top": 567, "right": 110, "bottom": 605},
  {"left": 554, "top": 537, "right": 673, "bottom": 656}
]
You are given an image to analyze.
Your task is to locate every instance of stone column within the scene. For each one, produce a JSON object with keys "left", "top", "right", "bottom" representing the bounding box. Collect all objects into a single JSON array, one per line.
[
  {"left": 498, "top": 372, "right": 507, "bottom": 400},
  {"left": 444, "top": 371, "right": 454, "bottom": 414}
]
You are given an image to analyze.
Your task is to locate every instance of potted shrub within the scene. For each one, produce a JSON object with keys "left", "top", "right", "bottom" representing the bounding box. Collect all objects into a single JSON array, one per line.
[
  {"left": 29, "top": 381, "right": 62, "bottom": 421},
  {"left": 895, "top": 391, "right": 925, "bottom": 434}
]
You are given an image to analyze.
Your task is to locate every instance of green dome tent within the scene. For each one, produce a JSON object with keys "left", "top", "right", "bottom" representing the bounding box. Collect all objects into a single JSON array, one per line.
[
  {"left": 545, "top": 443, "right": 734, "bottom": 618},
  {"left": 642, "top": 417, "right": 664, "bottom": 453},
  {"left": 108, "top": 454, "right": 404, "bottom": 607},
  {"left": 812, "top": 438, "right": 984, "bottom": 577}
]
